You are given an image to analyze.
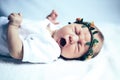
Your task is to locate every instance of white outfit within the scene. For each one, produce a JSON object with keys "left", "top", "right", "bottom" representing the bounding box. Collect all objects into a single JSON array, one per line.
[{"left": 0, "top": 17, "right": 61, "bottom": 63}]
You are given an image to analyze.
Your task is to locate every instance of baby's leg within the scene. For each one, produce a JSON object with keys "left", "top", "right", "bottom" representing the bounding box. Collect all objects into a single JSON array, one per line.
[{"left": 7, "top": 13, "right": 23, "bottom": 59}]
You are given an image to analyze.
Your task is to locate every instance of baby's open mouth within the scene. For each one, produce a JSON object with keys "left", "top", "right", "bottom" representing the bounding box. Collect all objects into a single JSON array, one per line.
[{"left": 60, "top": 38, "right": 66, "bottom": 47}]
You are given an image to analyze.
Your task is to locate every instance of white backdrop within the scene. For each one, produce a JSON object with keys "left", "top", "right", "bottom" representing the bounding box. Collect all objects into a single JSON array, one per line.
[{"left": 0, "top": 0, "right": 120, "bottom": 25}]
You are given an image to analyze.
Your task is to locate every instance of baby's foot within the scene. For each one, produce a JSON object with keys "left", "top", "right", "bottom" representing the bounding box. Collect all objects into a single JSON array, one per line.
[{"left": 47, "top": 10, "right": 59, "bottom": 25}]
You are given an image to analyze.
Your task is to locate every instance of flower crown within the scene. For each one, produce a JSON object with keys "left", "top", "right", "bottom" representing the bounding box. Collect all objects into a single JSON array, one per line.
[
  {"left": 74, "top": 18, "right": 99, "bottom": 60},
  {"left": 60, "top": 18, "right": 99, "bottom": 61}
]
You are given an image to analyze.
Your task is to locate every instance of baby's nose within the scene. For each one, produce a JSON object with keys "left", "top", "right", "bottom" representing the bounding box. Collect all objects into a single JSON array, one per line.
[{"left": 69, "top": 35, "right": 79, "bottom": 44}]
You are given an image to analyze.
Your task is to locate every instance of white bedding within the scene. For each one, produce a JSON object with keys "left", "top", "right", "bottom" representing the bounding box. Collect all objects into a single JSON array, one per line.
[
  {"left": 0, "top": 23, "right": 120, "bottom": 80},
  {"left": 0, "top": 0, "right": 120, "bottom": 80}
]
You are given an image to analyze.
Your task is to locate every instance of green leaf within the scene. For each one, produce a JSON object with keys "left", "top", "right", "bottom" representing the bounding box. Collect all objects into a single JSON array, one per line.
[
  {"left": 80, "top": 18, "right": 83, "bottom": 22},
  {"left": 85, "top": 42, "right": 91, "bottom": 46},
  {"left": 89, "top": 49, "right": 93, "bottom": 55},
  {"left": 90, "top": 27, "right": 95, "bottom": 30},
  {"left": 93, "top": 39, "right": 99, "bottom": 44},
  {"left": 93, "top": 31, "right": 98, "bottom": 35},
  {"left": 82, "top": 25, "right": 87, "bottom": 28},
  {"left": 86, "top": 22, "right": 91, "bottom": 27}
]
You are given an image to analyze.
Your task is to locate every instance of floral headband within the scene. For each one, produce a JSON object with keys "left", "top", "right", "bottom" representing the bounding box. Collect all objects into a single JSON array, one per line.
[{"left": 60, "top": 18, "right": 99, "bottom": 61}]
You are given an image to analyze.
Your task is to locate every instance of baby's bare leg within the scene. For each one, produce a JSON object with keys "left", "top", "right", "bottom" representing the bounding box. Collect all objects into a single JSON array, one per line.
[{"left": 7, "top": 13, "right": 23, "bottom": 59}]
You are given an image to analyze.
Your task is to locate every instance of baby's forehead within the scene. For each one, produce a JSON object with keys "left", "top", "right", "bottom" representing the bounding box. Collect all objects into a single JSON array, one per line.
[
  {"left": 71, "top": 23, "right": 90, "bottom": 30},
  {"left": 69, "top": 23, "right": 84, "bottom": 27}
]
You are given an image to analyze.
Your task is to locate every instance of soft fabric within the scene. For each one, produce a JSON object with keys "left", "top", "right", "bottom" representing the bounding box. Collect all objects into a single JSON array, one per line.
[
  {"left": 0, "top": 17, "right": 61, "bottom": 63},
  {"left": 0, "top": 17, "right": 9, "bottom": 56}
]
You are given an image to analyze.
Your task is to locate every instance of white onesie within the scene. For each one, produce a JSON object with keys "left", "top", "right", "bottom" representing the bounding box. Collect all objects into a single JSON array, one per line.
[{"left": 0, "top": 17, "right": 61, "bottom": 63}]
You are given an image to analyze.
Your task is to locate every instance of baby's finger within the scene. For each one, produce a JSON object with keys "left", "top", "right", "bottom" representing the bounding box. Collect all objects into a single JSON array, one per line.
[
  {"left": 10, "top": 13, "right": 14, "bottom": 15},
  {"left": 11, "top": 13, "right": 19, "bottom": 16},
  {"left": 8, "top": 14, "right": 14, "bottom": 20},
  {"left": 18, "top": 13, "right": 22, "bottom": 16}
]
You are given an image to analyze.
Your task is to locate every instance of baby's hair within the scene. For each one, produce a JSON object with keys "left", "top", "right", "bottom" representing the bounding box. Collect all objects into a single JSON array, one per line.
[{"left": 60, "top": 18, "right": 104, "bottom": 61}]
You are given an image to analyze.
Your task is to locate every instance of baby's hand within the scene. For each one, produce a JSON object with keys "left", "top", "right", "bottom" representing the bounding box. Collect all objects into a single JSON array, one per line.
[
  {"left": 8, "top": 13, "right": 22, "bottom": 28},
  {"left": 47, "top": 10, "right": 59, "bottom": 25}
]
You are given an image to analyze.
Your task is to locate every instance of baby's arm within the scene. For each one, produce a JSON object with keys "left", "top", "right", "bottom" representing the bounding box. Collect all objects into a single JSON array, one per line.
[{"left": 7, "top": 13, "right": 23, "bottom": 59}]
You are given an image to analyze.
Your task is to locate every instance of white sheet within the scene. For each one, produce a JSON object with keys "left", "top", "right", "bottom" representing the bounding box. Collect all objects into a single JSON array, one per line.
[
  {"left": 0, "top": 21, "right": 119, "bottom": 80},
  {"left": 0, "top": 0, "right": 120, "bottom": 80}
]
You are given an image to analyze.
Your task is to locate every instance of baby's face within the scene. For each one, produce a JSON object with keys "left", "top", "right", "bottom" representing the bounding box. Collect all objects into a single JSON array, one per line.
[{"left": 53, "top": 23, "right": 92, "bottom": 58}]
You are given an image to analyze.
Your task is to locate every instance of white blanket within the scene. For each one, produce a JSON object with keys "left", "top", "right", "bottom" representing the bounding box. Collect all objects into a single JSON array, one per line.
[{"left": 0, "top": 23, "right": 120, "bottom": 80}]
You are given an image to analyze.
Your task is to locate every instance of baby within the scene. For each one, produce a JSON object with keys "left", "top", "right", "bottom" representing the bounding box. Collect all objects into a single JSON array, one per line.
[{"left": 0, "top": 10, "right": 104, "bottom": 63}]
